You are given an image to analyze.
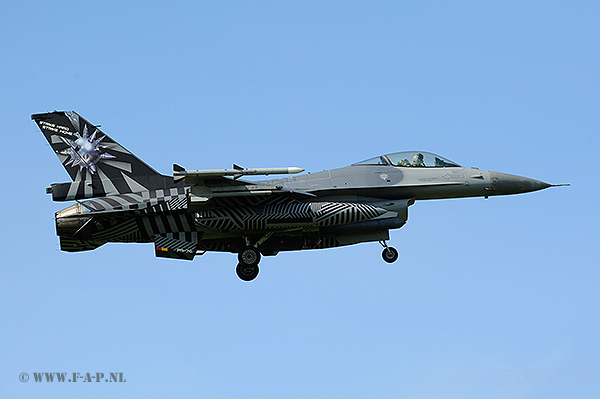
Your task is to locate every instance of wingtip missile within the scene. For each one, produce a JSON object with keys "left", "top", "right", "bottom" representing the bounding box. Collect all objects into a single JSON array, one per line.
[
  {"left": 285, "top": 167, "right": 305, "bottom": 174},
  {"left": 173, "top": 166, "right": 305, "bottom": 178}
]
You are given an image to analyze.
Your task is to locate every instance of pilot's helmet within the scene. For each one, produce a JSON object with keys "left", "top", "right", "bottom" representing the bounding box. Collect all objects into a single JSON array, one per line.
[{"left": 413, "top": 153, "right": 425, "bottom": 166}]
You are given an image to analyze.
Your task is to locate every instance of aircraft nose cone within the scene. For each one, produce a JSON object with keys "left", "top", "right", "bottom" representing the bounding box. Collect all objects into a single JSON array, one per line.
[{"left": 489, "top": 172, "right": 551, "bottom": 195}]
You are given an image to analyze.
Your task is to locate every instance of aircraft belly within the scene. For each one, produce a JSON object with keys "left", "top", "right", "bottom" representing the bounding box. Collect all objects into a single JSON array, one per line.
[{"left": 196, "top": 228, "right": 391, "bottom": 253}]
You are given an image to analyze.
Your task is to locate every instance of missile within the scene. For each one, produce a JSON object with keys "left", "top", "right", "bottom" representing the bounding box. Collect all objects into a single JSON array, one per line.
[{"left": 173, "top": 164, "right": 304, "bottom": 180}]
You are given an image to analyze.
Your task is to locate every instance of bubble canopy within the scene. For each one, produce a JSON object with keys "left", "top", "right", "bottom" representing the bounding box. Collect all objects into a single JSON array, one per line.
[{"left": 354, "top": 151, "right": 461, "bottom": 168}]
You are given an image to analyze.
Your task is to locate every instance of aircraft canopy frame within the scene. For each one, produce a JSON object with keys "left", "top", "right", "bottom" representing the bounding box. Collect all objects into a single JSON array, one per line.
[{"left": 354, "top": 151, "right": 461, "bottom": 168}]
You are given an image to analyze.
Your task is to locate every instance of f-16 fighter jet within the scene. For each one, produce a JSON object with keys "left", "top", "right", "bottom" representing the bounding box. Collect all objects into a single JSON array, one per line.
[{"left": 33, "top": 111, "right": 564, "bottom": 281}]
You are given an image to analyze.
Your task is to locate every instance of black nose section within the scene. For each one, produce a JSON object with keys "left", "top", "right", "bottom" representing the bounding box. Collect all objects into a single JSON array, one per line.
[{"left": 489, "top": 172, "right": 552, "bottom": 195}]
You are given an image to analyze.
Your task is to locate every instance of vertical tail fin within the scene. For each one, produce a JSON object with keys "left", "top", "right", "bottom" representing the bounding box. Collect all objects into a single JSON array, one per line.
[{"left": 33, "top": 111, "right": 172, "bottom": 200}]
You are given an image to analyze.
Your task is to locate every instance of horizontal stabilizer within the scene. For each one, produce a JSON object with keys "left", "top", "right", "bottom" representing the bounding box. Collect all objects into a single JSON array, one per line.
[{"left": 55, "top": 186, "right": 189, "bottom": 216}]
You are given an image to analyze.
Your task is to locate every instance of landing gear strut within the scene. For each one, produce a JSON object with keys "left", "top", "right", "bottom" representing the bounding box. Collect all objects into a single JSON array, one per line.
[
  {"left": 236, "top": 246, "right": 261, "bottom": 281},
  {"left": 380, "top": 241, "right": 399, "bottom": 263}
]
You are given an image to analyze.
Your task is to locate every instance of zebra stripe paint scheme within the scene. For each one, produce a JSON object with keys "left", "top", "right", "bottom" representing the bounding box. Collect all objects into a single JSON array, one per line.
[
  {"left": 62, "top": 197, "right": 388, "bottom": 253},
  {"left": 194, "top": 200, "right": 386, "bottom": 232},
  {"left": 37, "top": 110, "right": 559, "bottom": 281},
  {"left": 82, "top": 186, "right": 188, "bottom": 214},
  {"left": 154, "top": 232, "right": 200, "bottom": 260}
]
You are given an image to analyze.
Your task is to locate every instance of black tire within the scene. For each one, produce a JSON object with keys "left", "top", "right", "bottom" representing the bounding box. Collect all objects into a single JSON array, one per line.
[
  {"left": 382, "top": 247, "right": 399, "bottom": 263},
  {"left": 238, "top": 246, "right": 261, "bottom": 266},
  {"left": 236, "top": 263, "right": 259, "bottom": 281}
]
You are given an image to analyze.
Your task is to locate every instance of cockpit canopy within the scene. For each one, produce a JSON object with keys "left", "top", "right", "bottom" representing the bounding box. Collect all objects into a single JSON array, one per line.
[{"left": 354, "top": 151, "right": 461, "bottom": 168}]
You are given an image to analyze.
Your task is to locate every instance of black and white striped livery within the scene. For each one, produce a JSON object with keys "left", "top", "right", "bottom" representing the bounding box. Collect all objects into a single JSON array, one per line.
[
  {"left": 36, "top": 111, "right": 558, "bottom": 281},
  {"left": 195, "top": 200, "right": 386, "bottom": 232}
]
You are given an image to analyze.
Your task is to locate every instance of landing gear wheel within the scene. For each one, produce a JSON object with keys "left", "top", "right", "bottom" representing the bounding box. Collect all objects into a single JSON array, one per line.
[
  {"left": 236, "top": 263, "right": 259, "bottom": 281},
  {"left": 238, "top": 246, "right": 261, "bottom": 266},
  {"left": 382, "top": 246, "right": 399, "bottom": 263}
]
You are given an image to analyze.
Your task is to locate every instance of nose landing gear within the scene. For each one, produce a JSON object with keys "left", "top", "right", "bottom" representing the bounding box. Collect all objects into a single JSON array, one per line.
[{"left": 380, "top": 241, "right": 398, "bottom": 263}]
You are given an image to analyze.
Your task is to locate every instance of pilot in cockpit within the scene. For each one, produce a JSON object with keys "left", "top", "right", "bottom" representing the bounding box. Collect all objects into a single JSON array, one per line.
[{"left": 412, "top": 153, "right": 425, "bottom": 167}]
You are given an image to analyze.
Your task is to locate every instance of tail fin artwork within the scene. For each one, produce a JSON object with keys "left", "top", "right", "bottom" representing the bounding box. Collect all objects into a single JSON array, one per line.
[{"left": 33, "top": 111, "right": 174, "bottom": 201}]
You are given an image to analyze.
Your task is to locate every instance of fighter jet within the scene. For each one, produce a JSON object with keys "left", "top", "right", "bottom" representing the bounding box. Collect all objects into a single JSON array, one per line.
[{"left": 33, "top": 111, "right": 565, "bottom": 281}]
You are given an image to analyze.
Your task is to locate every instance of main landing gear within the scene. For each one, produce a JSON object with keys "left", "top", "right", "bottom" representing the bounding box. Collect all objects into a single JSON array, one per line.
[
  {"left": 235, "top": 240, "right": 399, "bottom": 281},
  {"left": 380, "top": 241, "right": 399, "bottom": 263},
  {"left": 236, "top": 246, "right": 261, "bottom": 281},
  {"left": 236, "top": 234, "right": 274, "bottom": 281}
]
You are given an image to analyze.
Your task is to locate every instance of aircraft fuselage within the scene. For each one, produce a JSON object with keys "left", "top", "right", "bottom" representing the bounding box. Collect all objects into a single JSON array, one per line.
[
  {"left": 264, "top": 164, "right": 551, "bottom": 201},
  {"left": 34, "top": 111, "right": 560, "bottom": 281}
]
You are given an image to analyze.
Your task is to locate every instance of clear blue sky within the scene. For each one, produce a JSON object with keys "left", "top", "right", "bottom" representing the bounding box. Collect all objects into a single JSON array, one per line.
[{"left": 2, "top": 1, "right": 599, "bottom": 398}]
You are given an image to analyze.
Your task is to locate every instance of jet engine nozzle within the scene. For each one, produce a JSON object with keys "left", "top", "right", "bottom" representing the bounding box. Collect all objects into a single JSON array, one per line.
[{"left": 56, "top": 215, "right": 93, "bottom": 239}]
